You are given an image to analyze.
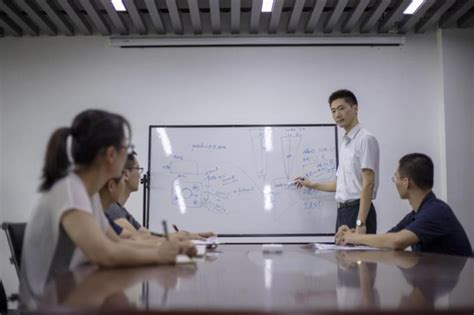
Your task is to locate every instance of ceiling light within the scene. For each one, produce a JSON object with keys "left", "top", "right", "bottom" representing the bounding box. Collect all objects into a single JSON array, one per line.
[
  {"left": 111, "top": 0, "right": 126, "bottom": 11},
  {"left": 262, "top": 0, "right": 274, "bottom": 12},
  {"left": 404, "top": 0, "right": 425, "bottom": 15}
]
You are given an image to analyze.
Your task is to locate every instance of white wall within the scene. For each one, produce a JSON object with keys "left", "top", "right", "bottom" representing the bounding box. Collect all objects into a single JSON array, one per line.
[
  {"left": 0, "top": 30, "right": 471, "bottom": 294},
  {"left": 0, "top": 41, "right": 4, "bottom": 292},
  {"left": 0, "top": 45, "right": 17, "bottom": 303},
  {"left": 441, "top": 28, "right": 474, "bottom": 243},
  {"left": 440, "top": 28, "right": 474, "bottom": 306}
]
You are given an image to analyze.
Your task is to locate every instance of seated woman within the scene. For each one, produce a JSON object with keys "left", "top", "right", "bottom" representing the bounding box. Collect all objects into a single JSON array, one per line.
[{"left": 21, "top": 109, "right": 196, "bottom": 298}]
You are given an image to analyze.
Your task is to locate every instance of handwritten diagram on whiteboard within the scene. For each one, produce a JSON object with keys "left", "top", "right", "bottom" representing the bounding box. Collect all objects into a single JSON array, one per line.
[{"left": 147, "top": 125, "right": 338, "bottom": 235}]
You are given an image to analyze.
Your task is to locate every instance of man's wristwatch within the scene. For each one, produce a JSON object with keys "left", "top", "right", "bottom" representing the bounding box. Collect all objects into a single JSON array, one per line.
[{"left": 356, "top": 219, "right": 365, "bottom": 227}]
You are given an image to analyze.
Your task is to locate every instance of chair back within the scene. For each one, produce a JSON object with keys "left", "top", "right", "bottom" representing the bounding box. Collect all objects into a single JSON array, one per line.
[
  {"left": 0, "top": 280, "right": 7, "bottom": 313},
  {"left": 2, "top": 222, "right": 27, "bottom": 280}
]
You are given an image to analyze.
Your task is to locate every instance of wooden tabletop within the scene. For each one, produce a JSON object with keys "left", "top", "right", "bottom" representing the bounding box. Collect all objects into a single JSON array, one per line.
[{"left": 27, "top": 244, "right": 474, "bottom": 314}]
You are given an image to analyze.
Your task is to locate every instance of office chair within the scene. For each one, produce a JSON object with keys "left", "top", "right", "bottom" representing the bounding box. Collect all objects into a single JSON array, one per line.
[
  {"left": 1, "top": 222, "right": 26, "bottom": 281},
  {"left": 1, "top": 278, "right": 23, "bottom": 314},
  {"left": 0, "top": 280, "right": 7, "bottom": 313}
]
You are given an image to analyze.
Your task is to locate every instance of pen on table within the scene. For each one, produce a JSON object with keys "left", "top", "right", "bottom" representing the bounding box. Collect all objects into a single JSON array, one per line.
[
  {"left": 162, "top": 220, "right": 169, "bottom": 240},
  {"left": 172, "top": 224, "right": 179, "bottom": 232}
]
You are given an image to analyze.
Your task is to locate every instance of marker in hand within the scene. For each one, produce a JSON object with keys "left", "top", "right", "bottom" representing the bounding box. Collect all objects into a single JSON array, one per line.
[
  {"left": 172, "top": 224, "right": 179, "bottom": 232},
  {"left": 162, "top": 220, "right": 169, "bottom": 240},
  {"left": 288, "top": 177, "right": 303, "bottom": 185},
  {"left": 293, "top": 177, "right": 305, "bottom": 188}
]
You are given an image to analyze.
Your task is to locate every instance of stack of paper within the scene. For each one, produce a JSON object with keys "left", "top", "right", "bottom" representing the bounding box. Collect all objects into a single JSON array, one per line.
[
  {"left": 313, "top": 243, "right": 382, "bottom": 251},
  {"left": 191, "top": 236, "right": 220, "bottom": 248}
]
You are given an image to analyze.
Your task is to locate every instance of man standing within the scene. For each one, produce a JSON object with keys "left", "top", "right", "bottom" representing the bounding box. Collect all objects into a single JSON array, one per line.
[
  {"left": 296, "top": 89, "right": 379, "bottom": 234},
  {"left": 336, "top": 153, "right": 472, "bottom": 257}
]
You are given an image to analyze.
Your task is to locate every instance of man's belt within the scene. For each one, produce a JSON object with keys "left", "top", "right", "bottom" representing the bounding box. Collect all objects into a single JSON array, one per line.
[{"left": 337, "top": 199, "right": 360, "bottom": 208}]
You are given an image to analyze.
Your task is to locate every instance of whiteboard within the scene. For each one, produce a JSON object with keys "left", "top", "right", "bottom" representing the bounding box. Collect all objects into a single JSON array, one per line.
[{"left": 146, "top": 125, "right": 338, "bottom": 237}]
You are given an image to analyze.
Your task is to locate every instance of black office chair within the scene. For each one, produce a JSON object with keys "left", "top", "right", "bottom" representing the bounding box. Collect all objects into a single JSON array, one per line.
[
  {"left": 1, "top": 279, "right": 23, "bottom": 314},
  {"left": 1, "top": 222, "right": 26, "bottom": 281},
  {"left": 0, "top": 280, "right": 7, "bottom": 313}
]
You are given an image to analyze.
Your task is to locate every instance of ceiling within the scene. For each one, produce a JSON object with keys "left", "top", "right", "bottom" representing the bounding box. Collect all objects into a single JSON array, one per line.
[{"left": 0, "top": 0, "right": 473, "bottom": 38}]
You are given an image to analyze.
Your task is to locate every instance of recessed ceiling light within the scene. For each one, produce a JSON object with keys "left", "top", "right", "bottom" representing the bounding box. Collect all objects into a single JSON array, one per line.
[
  {"left": 262, "top": 0, "right": 274, "bottom": 12},
  {"left": 404, "top": 0, "right": 425, "bottom": 15},
  {"left": 111, "top": 0, "right": 126, "bottom": 11}
]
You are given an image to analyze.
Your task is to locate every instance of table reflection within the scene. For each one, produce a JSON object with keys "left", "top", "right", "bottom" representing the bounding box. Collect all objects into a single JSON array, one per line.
[
  {"left": 21, "top": 245, "right": 472, "bottom": 313},
  {"left": 25, "top": 263, "right": 197, "bottom": 311},
  {"left": 333, "top": 250, "right": 468, "bottom": 310}
]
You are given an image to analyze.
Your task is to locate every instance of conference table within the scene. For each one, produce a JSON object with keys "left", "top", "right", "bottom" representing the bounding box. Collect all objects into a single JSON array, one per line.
[{"left": 27, "top": 244, "right": 474, "bottom": 314}]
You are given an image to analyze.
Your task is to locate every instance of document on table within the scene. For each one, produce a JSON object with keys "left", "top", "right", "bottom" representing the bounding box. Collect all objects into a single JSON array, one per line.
[
  {"left": 191, "top": 236, "right": 220, "bottom": 246},
  {"left": 175, "top": 254, "right": 197, "bottom": 264},
  {"left": 313, "top": 243, "right": 382, "bottom": 251}
]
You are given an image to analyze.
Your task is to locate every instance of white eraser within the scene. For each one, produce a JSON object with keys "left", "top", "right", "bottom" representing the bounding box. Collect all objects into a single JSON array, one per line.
[
  {"left": 195, "top": 245, "right": 206, "bottom": 257},
  {"left": 175, "top": 254, "right": 195, "bottom": 264},
  {"left": 262, "top": 244, "right": 283, "bottom": 253}
]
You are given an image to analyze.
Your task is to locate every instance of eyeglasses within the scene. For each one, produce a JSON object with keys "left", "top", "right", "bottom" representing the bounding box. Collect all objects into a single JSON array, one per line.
[{"left": 128, "top": 166, "right": 144, "bottom": 174}]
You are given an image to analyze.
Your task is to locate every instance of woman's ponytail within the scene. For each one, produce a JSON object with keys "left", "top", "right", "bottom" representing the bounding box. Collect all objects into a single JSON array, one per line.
[{"left": 39, "top": 127, "right": 71, "bottom": 192}]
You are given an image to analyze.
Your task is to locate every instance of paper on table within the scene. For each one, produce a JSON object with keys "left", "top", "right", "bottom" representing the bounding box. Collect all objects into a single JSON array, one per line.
[
  {"left": 313, "top": 243, "right": 382, "bottom": 251},
  {"left": 191, "top": 236, "right": 220, "bottom": 246},
  {"left": 175, "top": 254, "right": 196, "bottom": 264},
  {"left": 175, "top": 245, "right": 208, "bottom": 263},
  {"left": 195, "top": 245, "right": 206, "bottom": 257}
]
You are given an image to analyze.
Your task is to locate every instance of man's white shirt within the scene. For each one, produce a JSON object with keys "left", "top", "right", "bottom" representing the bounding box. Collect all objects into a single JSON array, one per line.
[{"left": 335, "top": 124, "right": 379, "bottom": 203}]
